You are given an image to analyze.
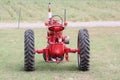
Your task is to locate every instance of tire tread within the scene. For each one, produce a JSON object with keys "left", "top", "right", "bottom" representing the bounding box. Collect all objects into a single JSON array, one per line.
[
  {"left": 24, "top": 29, "right": 35, "bottom": 71},
  {"left": 78, "top": 29, "right": 90, "bottom": 71}
]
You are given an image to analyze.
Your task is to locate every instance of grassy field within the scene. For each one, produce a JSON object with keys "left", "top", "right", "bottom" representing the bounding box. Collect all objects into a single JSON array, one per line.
[
  {"left": 0, "top": 27, "right": 120, "bottom": 80},
  {"left": 0, "top": 0, "right": 120, "bottom": 22}
]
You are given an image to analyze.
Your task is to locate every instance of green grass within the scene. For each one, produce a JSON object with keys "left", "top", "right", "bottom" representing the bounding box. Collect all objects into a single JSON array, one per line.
[
  {"left": 0, "top": 27, "right": 120, "bottom": 80},
  {"left": 0, "top": 0, "right": 120, "bottom": 22}
]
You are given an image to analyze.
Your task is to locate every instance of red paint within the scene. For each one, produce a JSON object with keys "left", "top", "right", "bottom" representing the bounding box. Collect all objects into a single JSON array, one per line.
[{"left": 35, "top": 7, "right": 80, "bottom": 63}]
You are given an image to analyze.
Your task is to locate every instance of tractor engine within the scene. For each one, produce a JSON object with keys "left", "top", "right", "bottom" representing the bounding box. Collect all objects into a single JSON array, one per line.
[{"left": 45, "top": 17, "right": 67, "bottom": 60}]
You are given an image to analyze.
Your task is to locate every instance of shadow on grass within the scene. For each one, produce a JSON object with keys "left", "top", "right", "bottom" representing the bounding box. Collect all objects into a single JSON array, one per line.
[
  {"left": 35, "top": 61, "right": 78, "bottom": 72},
  {"left": 4, "top": 59, "right": 80, "bottom": 72}
]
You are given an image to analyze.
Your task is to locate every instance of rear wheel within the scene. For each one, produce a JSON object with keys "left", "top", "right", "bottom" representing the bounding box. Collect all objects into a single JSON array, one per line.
[
  {"left": 77, "top": 29, "right": 90, "bottom": 71},
  {"left": 24, "top": 29, "right": 35, "bottom": 71}
]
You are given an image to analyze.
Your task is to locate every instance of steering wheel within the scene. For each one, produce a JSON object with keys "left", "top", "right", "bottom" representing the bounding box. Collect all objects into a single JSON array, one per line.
[{"left": 52, "top": 15, "right": 63, "bottom": 24}]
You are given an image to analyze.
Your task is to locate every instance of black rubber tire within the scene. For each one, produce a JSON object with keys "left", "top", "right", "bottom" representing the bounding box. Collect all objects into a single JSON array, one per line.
[
  {"left": 43, "top": 53, "right": 51, "bottom": 61},
  {"left": 60, "top": 55, "right": 64, "bottom": 61},
  {"left": 77, "top": 29, "right": 90, "bottom": 71},
  {"left": 24, "top": 29, "right": 35, "bottom": 71},
  {"left": 43, "top": 54, "right": 64, "bottom": 61}
]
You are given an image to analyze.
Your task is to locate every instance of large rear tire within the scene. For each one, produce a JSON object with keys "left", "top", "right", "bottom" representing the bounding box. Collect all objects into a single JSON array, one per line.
[
  {"left": 24, "top": 29, "right": 35, "bottom": 71},
  {"left": 77, "top": 29, "right": 90, "bottom": 71}
]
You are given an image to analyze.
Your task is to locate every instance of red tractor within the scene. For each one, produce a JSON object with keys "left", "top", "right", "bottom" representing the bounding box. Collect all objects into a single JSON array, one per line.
[{"left": 24, "top": 3, "right": 90, "bottom": 71}]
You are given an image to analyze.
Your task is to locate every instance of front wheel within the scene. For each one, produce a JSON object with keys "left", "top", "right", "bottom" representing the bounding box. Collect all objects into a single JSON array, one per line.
[
  {"left": 43, "top": 54, "right": 64, "bottom": 61},
  {"left": 77, "top": 29, "right": 90, "bottom": 71},
  {"left": 24, "top": 29, "right": 35, "bottom": 71}
]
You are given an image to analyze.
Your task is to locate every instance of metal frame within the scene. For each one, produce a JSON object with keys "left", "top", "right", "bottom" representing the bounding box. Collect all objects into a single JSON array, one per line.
[{"left": 34, "top": 3, "right": 80, "bottom": 63}]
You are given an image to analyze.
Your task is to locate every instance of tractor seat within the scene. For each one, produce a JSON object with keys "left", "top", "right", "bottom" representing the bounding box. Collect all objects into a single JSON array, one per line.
[{"left": 49, "top": 26, "right": 64, "bottom": 32}]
